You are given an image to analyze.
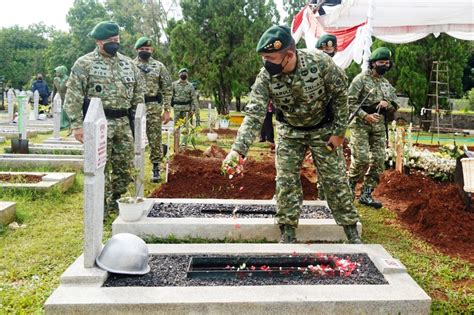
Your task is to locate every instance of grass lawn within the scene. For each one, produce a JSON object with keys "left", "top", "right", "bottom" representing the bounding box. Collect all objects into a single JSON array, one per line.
[{"left": 0, "top": 121, "right": 472, "bottom": 313}]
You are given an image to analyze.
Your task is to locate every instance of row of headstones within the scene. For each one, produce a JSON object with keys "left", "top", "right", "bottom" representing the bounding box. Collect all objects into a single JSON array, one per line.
[
  {"left": 83, "top": 98, "right": 146, "bottom": 267},
  {"left": 4, "top": 89, "right": 62, "bottom": 140}
]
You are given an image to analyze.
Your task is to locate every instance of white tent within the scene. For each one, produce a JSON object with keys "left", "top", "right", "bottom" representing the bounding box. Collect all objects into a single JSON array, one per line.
[{"left": 292, "top": 0, "right": 474, "bottom": 69}]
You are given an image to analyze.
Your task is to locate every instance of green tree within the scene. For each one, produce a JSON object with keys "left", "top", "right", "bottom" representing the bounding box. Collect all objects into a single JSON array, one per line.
[
  {"left": 169, "top": 0, "right": 279, "bottom": 114},
  {"left": 282, "top": 0, "right": 307, "bottom": 25}
]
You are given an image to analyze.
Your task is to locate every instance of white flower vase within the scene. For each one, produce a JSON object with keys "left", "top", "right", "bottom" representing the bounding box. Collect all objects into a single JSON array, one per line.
[
  {"left": 219, "top": 119, "right": 229, "bottom": 129},
  {"left": 207, "top": 132, "right": 218, "bottom": 142},
  {"left": 117, "top": 197, "right": 145, "bottom": 222},
  {"left": 461, "top": 158, "right": 474, "bottom": 192}
]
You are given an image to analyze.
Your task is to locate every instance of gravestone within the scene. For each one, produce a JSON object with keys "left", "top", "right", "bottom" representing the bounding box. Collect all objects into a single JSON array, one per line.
[
  {"left": 33, "top": 90, "right": 40, "bottom": 120},
  {"left": 52, "top": 94, "right": 62, "bottom": 139},
  {"left": 83, "top": 97, "right": 107, "bottom": 268},
  {"left": 134, "top": 103, "right": 146, "bottom": 198},
  {"left": 7, "top": 89, "right": 14, "bottom": 121},
  {"left": 16, "top": 94, "right": 28, "bottom": 140}
]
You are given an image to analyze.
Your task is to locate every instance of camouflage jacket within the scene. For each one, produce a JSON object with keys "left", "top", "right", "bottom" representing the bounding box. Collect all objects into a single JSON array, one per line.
[
  {"left": 133, "top": 57, "right": 172, "bottom": 111},
  {"left": 64, "top": 48, "right": 145, "bottom": 129},
  {"left": 171, "top": 80, "right": 198, "bottom": 111},
  {"left": 348, "top": 70, "right": 399, "bottom": 122},
  {"left": 53, "top": 76, "right": 68, "bottom": 99},
  {"left": 232, "top": 49, "right": 348, "bottom": 156}
]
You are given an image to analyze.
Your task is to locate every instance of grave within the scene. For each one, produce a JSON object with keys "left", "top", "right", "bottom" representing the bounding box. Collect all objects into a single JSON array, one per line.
[
  {"left": 0, "top": 171, "right": 75, "bottom": 192},
  {"left": 44, "top": 98, "right": 430, "bottom": 314},
  {"left": 4, "top": 143, "right": 83, "bottom": 155},
  {"left": 0, "top": 201, "right": 16, "bottom": 225},
  {"left": 0, "top": 154, "right": 83, "bottom": 170},
  {"left": 45, "top": 243, "right": 431, "bottom": 314},
  {"left": 112, "top": 198, "right": 360, "bottom": 242}
]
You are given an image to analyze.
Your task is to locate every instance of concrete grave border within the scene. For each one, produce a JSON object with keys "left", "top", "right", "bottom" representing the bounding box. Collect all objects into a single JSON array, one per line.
[
  {"left": 0, "top": 171, "right": 75, "bottom": 192},
  {"left": 112, "top": 198, "right": 362, "bottom": 242},
  {"left": 0, "top": 154, "right": 84, "bottom": 170},
  {"left": 45, "top": 243, "right": 431, "bottom": 314},
  {"left": 0, "top": 201, "right": 16, "bottom": 225}
]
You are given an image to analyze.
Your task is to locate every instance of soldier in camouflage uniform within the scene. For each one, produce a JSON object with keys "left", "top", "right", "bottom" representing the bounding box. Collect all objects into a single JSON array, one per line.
[
  {"left": 53, "top": 65, "right": 70, "bottom": 130},
  {"left": 133, "top": 37, "right": 172, "bottom": 182},
  {"left": 223, "top": 25, "right": 361, "bottom": 244},
  {"left": 64, "top": 21, "right": 144, "bottom": 215},
  {"left": 172, "top": 68, "right": 199, "bottom": 128},
  {"left": 348, "top": 47, "right": 399, "bottom": 208},
  {"left": 314, "top": 33, "right": 338, "bottom": 200}
]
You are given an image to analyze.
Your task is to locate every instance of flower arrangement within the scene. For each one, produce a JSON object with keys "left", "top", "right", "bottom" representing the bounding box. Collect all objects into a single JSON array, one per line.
[{"left": 221, "top": 154, "right": 245, "bottom": 179}]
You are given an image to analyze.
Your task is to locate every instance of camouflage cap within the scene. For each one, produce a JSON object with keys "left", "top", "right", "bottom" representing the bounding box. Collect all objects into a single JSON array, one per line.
[
  {"left": 369, "top": 47, "right": 392, "bottom": 61},
  {"left": 89, "top": 21, "right": 119, "bottom": 40},
  {"left": 178, "top": 68, "right": 188, "bottom": 74},
  {"left": 316, "top": 34, "right": 337, "bottom": 48},
  {"left": 135, "top": 36, "right": 153, "bottom": 49},
  {"left": 256, "top": 25, "right": 294, "bottom": 53}
]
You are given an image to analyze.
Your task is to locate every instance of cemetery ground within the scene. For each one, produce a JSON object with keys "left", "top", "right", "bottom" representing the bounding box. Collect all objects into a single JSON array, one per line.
[{"left": 0, "top": 114, "right": 473, "bottom": 313}]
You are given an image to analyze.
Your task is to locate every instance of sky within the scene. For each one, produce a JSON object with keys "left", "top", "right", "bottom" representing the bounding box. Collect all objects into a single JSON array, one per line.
[{"left": 0, "top": 0, "right": 288, "bottom": 32}]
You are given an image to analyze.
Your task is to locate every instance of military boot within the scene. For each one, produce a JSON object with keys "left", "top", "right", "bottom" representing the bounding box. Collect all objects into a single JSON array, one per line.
[
  {"left": 343, "top": 224, "right": 363, "bottom": 244},
  {"left": 279, "top": 225, "right": 297, "bottom": 243},
  {"left": 151, "top": 163, "right": 161, "bottom": 183},
  {"left": 359, "top": 185, "right": 382, "bottom": 209}
]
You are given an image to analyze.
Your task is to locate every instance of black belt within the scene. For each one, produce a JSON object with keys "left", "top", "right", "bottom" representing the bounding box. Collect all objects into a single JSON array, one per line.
[
  {"left": 145, "top": 94, "right": 162, "bottom": 103},
  {"left": 172, "top": 100, "right": 191, "bottom": 106},
  {"left": 104, "top": 108, "right": 128, "bottom": 119}
]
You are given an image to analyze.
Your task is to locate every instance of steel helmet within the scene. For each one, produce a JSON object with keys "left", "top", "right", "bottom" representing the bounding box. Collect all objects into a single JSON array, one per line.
[{"left": 96, "top": 233, "right": 150, "bottom": 275}]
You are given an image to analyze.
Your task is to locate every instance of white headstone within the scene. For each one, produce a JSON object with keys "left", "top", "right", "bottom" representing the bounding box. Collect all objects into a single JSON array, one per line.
[
  {"left": 33, "top": 90, "right": 40, "bottom": 120},
  {"left": 83, "top": 97, "right": 107, "bottom": 268},
  {"left": 134, "top": 103, "right": 146, "bottom": 198},
  {"left": 207, "top": 103, "right": 212, "bottom": 129},
  {"left": 53, "top": 94, "right": 62, "bottom": 139},
  {"left": 7, "top": 89, "right": 14, "bottom": 121},
  {"left": 17, "top": 94, "right": 28, "bottom": 140}
]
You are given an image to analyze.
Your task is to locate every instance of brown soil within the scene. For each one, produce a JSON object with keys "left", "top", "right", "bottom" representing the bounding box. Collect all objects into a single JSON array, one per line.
[
  {"left": 200, "top": 128, "right": 238, "bottom": 137},
  {"left": 374, "top": 169, "right": 474, "bottom": 263},
  {"left": 151, "top": 151, "right": 316, "bottom": 200},
  {"left": 0, "top": 174, "right": 44, "bottom": 184}
]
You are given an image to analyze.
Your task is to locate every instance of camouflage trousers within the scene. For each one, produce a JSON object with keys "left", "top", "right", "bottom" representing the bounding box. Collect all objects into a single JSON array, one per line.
[
  {"left": 173, "top": 105, "right": 194, "bottom": 124},
  {"left": 348, "top": 118, "right": 386, "bottom": 189},
  {"left": 105, "top": 117, "right": 134, "bottom": 212},
  {"left": 275, "top": 125, "right": 359, "bottom": 227},
  {"left": 146, "top": 102, "right": 163, "bottom": 164}
]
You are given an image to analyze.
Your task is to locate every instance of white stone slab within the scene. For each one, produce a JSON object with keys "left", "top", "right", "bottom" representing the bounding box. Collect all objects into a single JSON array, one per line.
[
  {"left": 0, "top": 172, "right": 75, "bottom": 192},
  {"left": 0, "top": 154, "right": 83, "bottom": 170},
  {"left": 112, "top": 198, "right": 360, "bottom": 242},
  {"left": 0, "top": 201, "right": 16, "bottom": 225},
  {"left": 44, "top": 244, "right": 431, "bottom": 315}
]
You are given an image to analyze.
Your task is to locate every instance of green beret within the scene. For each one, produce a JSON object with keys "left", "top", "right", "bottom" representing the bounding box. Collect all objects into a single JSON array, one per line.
[
  {"left": 369, "top": 47, "right": 392, "bottom": 61},
  {"left": 256, "top": 25, "right": 294, "bottom": 53},
  {"left": 316, "top": 34, "right": 337, "bottom": 48},
  {"left": 89, "top": 21, "right": 119, "bottom": 40},
  {"left": 135, "top": 36, "right": 153, "bottom": 49},
  {"left": 178, "top": 68, "right": 188, "bottom": 74}
]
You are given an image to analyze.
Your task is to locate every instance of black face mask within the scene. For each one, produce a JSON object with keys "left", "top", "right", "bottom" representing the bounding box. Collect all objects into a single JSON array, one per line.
[
  {"left": 180, "top": 74, "right": 187, "bottom": 80},
  {"left": 138, "top": 51, "right": 151, "bottom": 60},
  {"left": 375, "top": 64, "right": 390, "bottom": 75},
  {"left": 325, "top": 51, "right": 336, "bottom": 58},
  {"left": 263, "top": 54, "right": 289, "bottom": 77},
  {"left": 37, "top": 77, "right": 43, "bottom": 81},
  {"left": 103, "top": 42, "right": 120, "bottom": 56}
]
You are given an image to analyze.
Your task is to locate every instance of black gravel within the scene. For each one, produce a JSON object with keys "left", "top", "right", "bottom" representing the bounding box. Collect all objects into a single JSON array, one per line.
[
  {"left": 148, "top": 203, "right": 333, "bottom": 219},
  {"left": 103, "top": 254, "right": 387, "bottom": 287}
]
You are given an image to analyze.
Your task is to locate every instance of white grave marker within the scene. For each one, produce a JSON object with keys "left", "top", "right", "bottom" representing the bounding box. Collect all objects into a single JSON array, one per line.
[
  {"left": 83, "top": 97, "right": 107, "bottom": 268},
  {"left": 134, "top": 103, "right": 146, "bottom": 198},
  {"left": 33, "top": 90, "right": 40, "bottom": 120},
  {"left": 53, "top": 94, "right": 62, "bottom": 139},
  {"left": 7, "top": 89, "right": 14, "bottom": 121}
]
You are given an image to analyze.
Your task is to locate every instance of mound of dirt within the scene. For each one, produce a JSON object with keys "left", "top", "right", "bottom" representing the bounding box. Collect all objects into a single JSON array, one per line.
[
  {"left": 374, "top": 169, "right": 473, "bottom": 263},
  {"left": 201, "top": 128, "right": 237, "bottom": 137},
  {"left": 203, "top": 145, "right": 227, "bottom": 159},
  {"left": 151, "top": 153, "right": 317, "bottom": 200}
]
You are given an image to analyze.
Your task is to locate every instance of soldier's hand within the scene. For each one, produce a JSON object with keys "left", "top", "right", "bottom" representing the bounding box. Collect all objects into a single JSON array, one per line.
[
  {"left": 73, "top": 128, "right": 84, "bottom": 143},
  {"left": 377, "top": 100, "right": 389, "bottom": 109},
  {"left": 162, "top": 111, "right": 171, "bottom": 124},
  {"left": 364, "top": 113, "right": 380, "bottom": 124},
  {"left": 326, "top": 135, "right": 345, "bottom": 151}
]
